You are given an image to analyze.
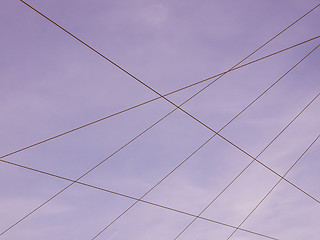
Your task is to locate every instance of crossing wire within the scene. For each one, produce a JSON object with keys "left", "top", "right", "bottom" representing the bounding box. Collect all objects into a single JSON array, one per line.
[
  {"left": 92, "top": 51, "right": 320, "bottom": 240},
  {"left": 173, "top": 91, "right": 320, "bottom": 240},
  {"left": 19, "top": 0, "right": 320, "bottom": 204},
  {"left": 2, "top": 45, "right": 319, "bottom": 239},
  {"left": 0, "top": 158, "right": 278, "bottom": 240},
  {"left": 227, "top": 133, "right": 320, "bottom": 239},
  {"left": 0, "top": 35, "right": 318, "bottom": 160},
  {"left": 6, "top": 1, "right": 318, "bottom": 235}
]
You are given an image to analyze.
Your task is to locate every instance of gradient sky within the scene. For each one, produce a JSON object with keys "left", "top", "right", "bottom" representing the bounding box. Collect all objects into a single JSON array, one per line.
[{"left": 1, "top": 0, "right": 320, "bottom": 239}]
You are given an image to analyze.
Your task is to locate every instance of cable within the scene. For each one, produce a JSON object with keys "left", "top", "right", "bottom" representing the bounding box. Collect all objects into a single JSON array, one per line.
[
  {"left": 4, "top": 2, "right": 318, "bottom": 234},
  {"left": 90, "top": 44, "right": 320, "bottom": 239},
  {"left": 173, "top": 91, "right": 320, "bottom": 239},
  {"left": 0, "top": 158, "right": 278, "bottom": 240},
  {"left": 91, "top": 35, "right": 319, "bottom": 238},
  {"left": 19, "top": 0, "right": 320, "bottom": 201},
  {"left": 2, "top": 51, "right": 319, "bottom": 239},
  {"left": 18, "top": 0, "right": 320, "bottom": 202},
  {"left": 1, "top": 35, "right": 318, "bottom": 160},
  {"left": 19, "top": 0, "right": 320, "bottom": 112},
  {"left": 226, "top": 133, "right": 320, "bottom": 239}
]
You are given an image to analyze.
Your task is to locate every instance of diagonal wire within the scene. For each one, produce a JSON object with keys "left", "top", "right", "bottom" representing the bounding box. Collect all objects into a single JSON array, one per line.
[
  {"left": 19, "top": 0, "right": 320, "bottom": 204},
  {"left": 19, "top": 0, "right": 320, "bottom": 114},
  {"left": 173, "top": 91, "right": 320, "bottom": 240},
  {"left": 0, "top": 158, "right": 278, "bottom": 240},
  {"left": 90, "top": 43, "right": 320, "bottom": 239},
  {"left": 1, "top": 47, "right": 319, "bottom": 238},
  {"left": 4, "top": 2, "right": 318, "bottom": 234},
  {"left": 226, "top": 133, "right": 320, "bottom": 240},
  {"left": 1, "top": 35, "right": 319, "bottom": 160},
  {"left": 94, "top": 44, "right": 320, "bottom": 240},
  {"left": 20, "top": 0, "right": 320, "bottom": 182},
  {"left": 0, "top": 73, "right": 295, "bottom": 239}
]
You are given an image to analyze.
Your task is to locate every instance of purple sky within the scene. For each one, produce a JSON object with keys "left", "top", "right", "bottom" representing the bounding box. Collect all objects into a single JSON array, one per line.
[{"left": 1, "top": 0, "right": 320, "bottom": 239}]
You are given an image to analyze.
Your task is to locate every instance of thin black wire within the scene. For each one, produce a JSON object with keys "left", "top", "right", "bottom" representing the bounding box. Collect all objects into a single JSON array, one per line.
[
  {"left": 0, "top": 158, "right": 278, "bottom": 240},
  {"left": 19, "top": 0, "right": 320, "bottom": 114},
  {"left": 90, "top": 44, "right": 320, "bottom": 239},
  {"left": 0, "top": 66, "right": 292, "bottom": 238},
  {"left": 226, "top": 133, "right": 320, "bottom": 239},
  {"left": 19, "top": 0, "right": 320, "bottom": 204},
  {"left": 5, "top": 2, "right": 318, "bottom": 234},
  {"left": 173, "top": 91, "right": 320, "bottom": 240},
  {"left": 2, "top": 51, "right": 319, "bottom": 240},
  {"left": 18, "top": 0, "right": 320, "bottom": 173},
  {"left": 1, "top": 35, "right": 318, "bottom": 160},
  {"left": 0, "top": 77, "right": 286, "bottom": 239},
  {"left": 2, "top": 58, "right": 317, "bottom": 239},
  {"left": 89, "top": 44, "right": 320, "bottom": 240}
]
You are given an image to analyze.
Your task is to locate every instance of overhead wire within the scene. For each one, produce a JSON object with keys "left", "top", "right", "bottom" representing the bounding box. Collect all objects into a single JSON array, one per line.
[
  {"left": 92, "top": 49, "right": 320, "bottom": 240},
  {"left": 1, "top": 89, "right": 318, "bottom": 239},
  {"left": 18, "top": 0, "right": 320, "bottom": 204},
  {"left": 3, "top": 1, "right": 318, "bottom": 234},
  {"left": 19, "top": 0, "right": 320, "bottom": 115},
  {"left": 0, "top": 35, "right": 318, "bottom": 160},
  {"left": 2, "top": 46, "right": 319, "bottom": 239},
  {"left": 172, "top": 91, "right": 320, "bottom": 240},
  {"left": 0, "top": 157, "right": 278, "bottom": 240},
  {"left": 18, "top": 1, "right": 320, "bottom": 186},
  {"left": 226, "top": 133, "right": 320, "bottom": 239}
]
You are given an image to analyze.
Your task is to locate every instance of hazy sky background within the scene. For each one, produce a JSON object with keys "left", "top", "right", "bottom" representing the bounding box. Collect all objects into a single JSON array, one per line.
[{"left": 1, "top": 0, "right": 320, "bottom": 239}]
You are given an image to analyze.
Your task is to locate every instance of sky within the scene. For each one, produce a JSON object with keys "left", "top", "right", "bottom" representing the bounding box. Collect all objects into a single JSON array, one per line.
[{"left": 1, "top": 0, "right": 320, "bottom": 239}]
